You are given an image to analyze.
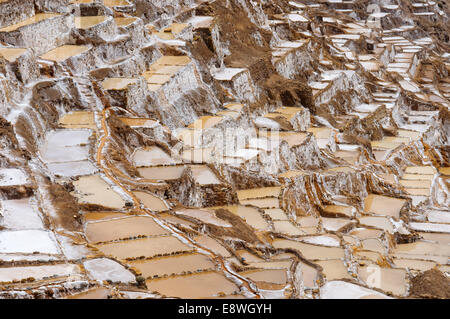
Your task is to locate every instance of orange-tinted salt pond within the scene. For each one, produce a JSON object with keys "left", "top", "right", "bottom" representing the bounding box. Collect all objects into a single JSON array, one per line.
[
  {"left": 236, "top": 186, "right": 281, "bottom": 201},
  {"left": 239, "top": 269, "right": 288, "bottom": 289},
  {"left": 145, "top": 271, "right": 239, "bottom": 298},
  {"left": 316, "top": 259, "right": 352, "bottom": 280},
  {"left": 85, "top": 216, "right": 170, "bottom": 243},
  {"left": 128, "top": 253, "right": 215, "bottom": 278},
  {"left": 364, "top": 194, "right": 406, "bottom": 218},
  {"left": 190, "top": 165, "right": 221, "bottom": 185},
  {"left": 95, "top": 236, "right": 193, "bottom": 260},
  {"left": 138, "top": 165, "right": 185, "bottom": 180},
  {"left": 67, "top": 287, "right": 111, "bottom": 299},
  {"left": 133, "top": 191, "right": 169, "bottom": 212},
  {"left": 72, "top": 175, "right": 126, "bottom": 209}
]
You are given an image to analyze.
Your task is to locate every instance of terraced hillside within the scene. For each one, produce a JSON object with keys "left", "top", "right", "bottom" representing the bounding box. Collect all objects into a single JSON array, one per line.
[{"left": 0, "top": 0, "right": 449, "bottom": 299}]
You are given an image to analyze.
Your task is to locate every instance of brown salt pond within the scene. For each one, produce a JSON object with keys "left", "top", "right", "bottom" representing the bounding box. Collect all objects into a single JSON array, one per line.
[
  {"left": 316, "top": 259, "right": 352, "bottom": 280},
  {"left": 74, "top": 16, "right": 108, "bottom": 29},
  {"left": 40, "top": 45, "right": 90, "bottom": 62},
  {"left": 392, "top": 241, "right": 450, "bottom": 263},
  {"left": 138, "top": 165, "right": 185, "bottom": 181},
  {"left": 264, "top": 208, "right": 289, "bottom": 220},
  {"left": 392, "top": 258, "right": 436, "bottom": 272},
  {"left": 59, "top": 111, "right": 96, "bottom": 129},
  {"left": 145, "top": 271, "right": 239, "bottom": 298},
  {"left": 363, "top": 194, "right": 407, "bottom": 218},
  {"left": 72, "top": 175, "right": 126, "bottom": 209},
  {"left": 323, "top": 205, "right": 355, "bottom": 218},
  {"left": 322, "top": 217, "right": 355, "bottom": 232},
  {"left": 239, "top": 269, "right": 288, "bottom": 290},
  {"left": 212, "top": 205, "right": 269, "bottom": 231},
  {"left": 359, "top": 216, "right": 394, "bottom": 233},
  {"left": 85, "top": 216, "right": 170, "bottom": 243},
  {"left": 83, "top": 211, "right": 129, "bottom": 222},
  {"left": 190, "top": 165, "right": 221, "bottom": 185},
  {"left": 236, "top": 186, "right": 281, "bottom": 201},
  {"left": 95, "top": 236, "right": 194, "bottom": 260},
  {"left": 358, "top": 265, "right": 407, "bottom": 296},
  {"left": 273, "top": 221, "right": 304, "bottom": 236},
  {"left": 114, "top": 17, "right": 138, "bottom": 27},
  {"left": 133, "top": 191, "right": 169, "bottom": 212},
  {"left": 193, "top": 235, "right": 231, "bottom": 257},
  {"left": 296, "top": 262, "right": 319, "bottom": 289},
  {"left": 0, "top": 13, "right": 61, "bottom": 32},
  {"left": 101, "top": 77, "right": 138, "bottom": 90},
  {"left": 127, "top": 253, "right": 215, "bottom": 278},
  {"left": 67, "top": 287, "right": 112, "bottom": 299},
  {"left": 0, "top": 48, "right": 27, "bottom": 62},
  {"left": 272, "top": 239, "right": 345, "bottom": 260},
  {"left": 133, "top": 146, "right": 179, "bottom": 167},
  {"left": 188, "top": 116, "right": 223, "bottom": 129}
]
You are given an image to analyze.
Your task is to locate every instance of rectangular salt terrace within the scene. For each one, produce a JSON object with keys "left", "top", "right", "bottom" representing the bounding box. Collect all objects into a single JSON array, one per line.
[
  {"left": 155, "top": 55, "right": 191, "bottom": 66},
  {"left": 278, "top": 132, "right": 308, "bottom": 147},
  {"left": 96, "top": 236, "right": 193, "bottom": 259},
  {"left": 46, "top": 129, "right": 91, "bottom": 147},
  {"left": 72, "top": 175, "right": 126, "bottom": 209},
  {"left": 138, "top": 165, "right": 185, "bottom": 180},
  {"left": 145, "top": 271, "right": 239, "bottom": 298},
  {"left": 133, "top": 146, "right": 178, "bottom": 167},
  {"left": 0, "top": 48, "right": 27, "bottom": 62},
  {"left": 0, "top": 198, "right": 43, "bottom": 230},
  {"left": 133, "top": 191, "right": 169, "bottom": 212},
  {"left": 0, "top": 264, "right": 80, "bottom": 283},
  {"left": 0, "top": 168, "right": 28, "bottom": 186},
  {"left": 40, "top": 45, "right": 90, "bottom": 62},
  {"left": 237, "top": 186, "right": 281, "bottom": 201},
  {"left": 75, "top": 16, "right": 108, "bottom": 29},
  {"left": 364, "top": 194, "right": 406, "bottom": 218},
  {"left": 114, "top": 17, "right": 138, "bottom": 27},
  {"left": 102, "top": 78, "right": 138, "bottom": 90},
  {"left": 46, "top": 161, "right": 97, "bottom": 177},
  {"left": 190, "top": 165, "right": 221, "bottom": 185},
  {"left": 273, "top": 221, "right": 304, "bottom": 236},
  {"left": 40, "top": 145, "right": 89, "bottom": 163},
  {"left": 128, "top": 253, "right": 215, "bottom": 278},
  {"left": 0, "top": 13, "right": 61, "bottom": 32},
  {"left": 147, "top": 64, "right": 184, "bottom": 75},
  {"left": 85, "top": 216, "right": 170, "bottom": 243},
  {"left": 0, "top": 230, "right": 59, "bottom": 254},
  {"left": 405, "top": 166, "right": 436, "bottom": 175},
  {"left": 59, "top": 111, "right": 96, "bottom": 129}
]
